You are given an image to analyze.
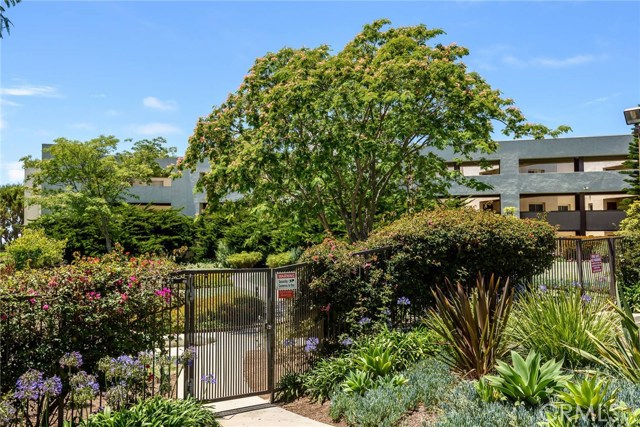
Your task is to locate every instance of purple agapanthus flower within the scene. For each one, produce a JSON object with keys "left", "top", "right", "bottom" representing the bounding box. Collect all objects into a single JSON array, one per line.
[
  {"left": 358, "top": 317, "right": 371, "bottom": 326},
  {"left": 180, "top": 346, "right": 197, "bottom": 367},
  {"left": 14, "top": 370, "right": 61, "bottom": 400},
  {"left": 582, "top": 294, "right": 592, "bottom": 303},
  {"left": 397, "top": 297, "right": 411, "bottom": 306},
  {"left": 60, "top": 351, "right": 83, "bottom": 369},
  {"left": 201, "top": 374, "right": 217, "bottom": 385},
  {"left": 340, "top": 337, "right": 354, "bottom": 346},
  {"left": 304, "top": 337, "right": 319, "bottom": 353},
  {"left": 539, "top": 285, "right": 548, "bottom": 292},
  {"left": 0, "top": 399, "right": 16, "bottom": 424},
  {"left": 283, "top": 338, "right": 295, "bottom": 347}
]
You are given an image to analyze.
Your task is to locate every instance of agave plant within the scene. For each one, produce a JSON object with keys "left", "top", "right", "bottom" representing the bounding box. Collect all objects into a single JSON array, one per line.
[
  {"left": 484, "top": 350, "right": 570, "bottom": 406},
  {"left": 554, "top": 376, "right": 617, "bottom": 422},
  {"left": 355, "top": 346, "right": 395, "bottom": 377},
  {"left": 428, "top": 274, "right": 513, "bottom": 378}
]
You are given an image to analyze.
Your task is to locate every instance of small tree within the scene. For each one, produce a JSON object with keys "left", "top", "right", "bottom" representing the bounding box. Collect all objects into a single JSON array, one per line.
[
  {"left": 622, "top": 128, "right": 640, "bottom": 197},
  {"left": 0, "top": 184, "right": 24, "bottom": 249},
  {"left": 183, "top": 19, "right": 569, "bottom": 242},
  {"left": 22, "top": 136, "right": 175, "bottom": 252}
]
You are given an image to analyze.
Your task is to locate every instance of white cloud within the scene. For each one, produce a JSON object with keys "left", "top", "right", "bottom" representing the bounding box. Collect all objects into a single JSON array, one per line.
[
  {"left": 0, "top": 98, "right": 21, "bottom": 107},
  {"left": 503, "top": 54, "right": 602, "bottom": 68},
  {"left": 142, "top": 96, "right": 177, "bottom": 111},
  {"left": 581, "top": 92, "right": 621, "bottom": 107},
  {"left": 0, "top": 85, "right": 60, "bottom": 97},
  {"left": 2, "top": 162, "right": 24, "bottom": 184},
  {"left": 132, "top": 122, "right": 181, "bottom": 135}
]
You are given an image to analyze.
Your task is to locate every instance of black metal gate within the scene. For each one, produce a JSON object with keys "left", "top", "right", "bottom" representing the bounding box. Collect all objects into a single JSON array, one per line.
[{"left": 179, "top": 263, "right": 319, "bottom": 403}]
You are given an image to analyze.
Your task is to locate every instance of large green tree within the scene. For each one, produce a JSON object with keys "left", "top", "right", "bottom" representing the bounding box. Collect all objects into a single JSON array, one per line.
[
  {"left": 22, "top": 136, "right": 176, "bottom": 252},
  {"left": 183, "top": 20, "right": 568, "bottom": 242},
  {"left": 0, "top": 183, "right": 24, "bottom": 249},
  {"left": 0, "top": 0, "right": 20, "bottom": 38},
  {"left": 622, "top": 129, "right": 640, "bottom": 197}
]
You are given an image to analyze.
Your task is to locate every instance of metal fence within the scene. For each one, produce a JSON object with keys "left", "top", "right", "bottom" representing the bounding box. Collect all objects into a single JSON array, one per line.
[
  {"left": 530, "top": 237, "right": 622, "bottom": 299},
  {"left": 0, "top": 277, "right": 186, "bottom": 427},
  {"left": 177, "top": 263, "right": 320, "bottom": 404}
]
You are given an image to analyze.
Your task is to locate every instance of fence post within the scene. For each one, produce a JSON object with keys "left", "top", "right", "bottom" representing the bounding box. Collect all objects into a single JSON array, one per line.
[
  {"left": 267, "top": 269, "right": 275, "bottom": 403},
  {"left": 607, "top": 238, "right": 618, "bottom": 302},
  {"left": 576, "top": 239, "right": 585, "bottom": 294},
  {"left": 183, "top": 274, "right": 195, "bottom": 398}
]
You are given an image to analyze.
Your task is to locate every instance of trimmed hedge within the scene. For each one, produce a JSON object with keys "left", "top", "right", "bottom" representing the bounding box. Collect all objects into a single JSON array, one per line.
[
  {"left": 266, "top": 252, "right": 294, "bottom": 268},
  {"left": 300, "top": 208, "right": 556, "bottom": 326},
  {"left": 226, "top": 251, "right": 262, "bottom": 268}
]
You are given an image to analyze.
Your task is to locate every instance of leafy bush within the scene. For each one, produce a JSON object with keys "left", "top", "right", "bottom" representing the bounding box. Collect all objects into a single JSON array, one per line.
[
  {"left": 210, "top": 293, "right": 266, "bottom": 328},
  {"left": 0, "top": 247, "right": 178, "bottom": 392},
  {"left": 436, "top": 381, "right": 547, "bottom": 427},
  {"left": 554, "top": 376, "right": 617, "bottom": 423},
  {"left": 300, "top": 207, "right": 555, "bottom": 327},
  {"left": 428, "top": 275, "right": 513, "bottom": 379},
  {"left": 618, "top": 200, "right": 640, "bottom": 311},
  {"left": 266, "top": 251, "right": 294, "bottom": 268},
  {"left": 275, "top": 371, "right": 305, "bottom": 403},
  {"left": 509, "top": 286, "right": 618, "bottom": 368},
  {"left": 5, "top": 228, "right": 66, "bottom": 270},
  {"left": 330, "top": 359, "right": 454, "bottom": 427},
  {"left": 82, "top": 396, "right": 219, "bottom": 426},
  {"left": 303, "top": 327, "right": 440, "bottom": 401},
  {"left": 225, "top": 251, "right": 263, "bottom": 268},
  {"left": 484, "top": 350, "right": 570, "bottom": 406}
]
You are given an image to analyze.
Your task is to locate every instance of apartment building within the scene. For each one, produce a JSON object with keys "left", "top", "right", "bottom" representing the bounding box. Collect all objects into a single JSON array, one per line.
[{"left": 440, "top": 134, "right": 634, "bottom": 236}]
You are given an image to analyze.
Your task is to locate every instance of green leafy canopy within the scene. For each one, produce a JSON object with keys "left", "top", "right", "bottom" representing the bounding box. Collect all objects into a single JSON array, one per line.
[{"left": 183, "top": 19, "right": 569, "bottom": 242}]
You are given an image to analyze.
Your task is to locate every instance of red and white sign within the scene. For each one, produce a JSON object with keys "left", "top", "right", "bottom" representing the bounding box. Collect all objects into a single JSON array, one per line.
[
  {"left": 278, "top": 290, "right": 295, "bottom": 299},
  {"left": 591, "top": 254, "right": 602, "bottom": 273}
]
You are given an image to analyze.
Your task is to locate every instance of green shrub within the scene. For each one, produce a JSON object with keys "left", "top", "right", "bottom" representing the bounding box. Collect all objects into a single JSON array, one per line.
[
  {"left": 226, "top": 251, "right": 262, "bottom": 268},
  {"left": 266, "top": 251, "right": 294, "bottom": 268},
  {"left": 212, "top": 294, "right": 265, "bottom": 327},
  {"left": 304, "top": 355, "right": 356, "bottom": 402},
  {"left": 82, "top": 396, "right": 219, "bottom": 426},
  {"left": 484, "top": 350, "right": 570, "bottom": 406},
  {"left": 436, "top": 381, "right": 547, "bottom": 427},
  {"left": 300, "top": 207, "right": 556, "bottom": 327},
  {"left": 508, "top": 286, "right": 618, "bottom": 368},
  {"left": 555, "top": 376, "right": 617, "bottom": 422},
  {"left": 330, "top": 358, "right": 454, "bottom": 427},
  {"left": 275, "top": 371, "right": 306, "bottom": 403},
  {"left": 428, "top": 275, "right": 514, "bottom": 379},
  {"left": 5, "top": 228, "right": 66, "bottom": 270},
  {"left": 618, "top": 200, "right": 640, "bottom": 311}
]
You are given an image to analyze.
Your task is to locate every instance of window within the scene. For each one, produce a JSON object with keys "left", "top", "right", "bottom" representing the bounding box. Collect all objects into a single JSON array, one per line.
[
  {"left": 606, "top": 202, "right": 618, "bottom": 211},
  {"left": 558, "top": 205, "right": 569, "bottom": 212},
  {"left": 527, "top": 169, "right": 545, "bottom": 174},
  {"left": 528, "top": 204, "right": 545, "bottom": 212}
]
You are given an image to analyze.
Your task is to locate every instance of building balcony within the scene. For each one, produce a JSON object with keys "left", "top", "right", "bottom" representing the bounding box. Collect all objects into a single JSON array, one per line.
[{"left": 520, "top": 210, "right": 626, "bottom": 232}]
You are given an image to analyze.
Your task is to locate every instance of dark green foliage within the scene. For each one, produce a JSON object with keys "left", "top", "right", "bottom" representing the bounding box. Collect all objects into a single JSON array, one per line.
[
  {"left": 618, "top": 201, "right": 640, "bottom": 311},
  {"left": 0, "top": 183, "right": 23, "bottom": 249},
  {"left": 30, "top": 204, "right": 197, "bottom": 261},
  {"left": 621, "top": 130, "right": 639, "bottom": 197},
  {"left": 225, "top": 251, "right": 262, "bottom": 268},
  {"left": 266, "top": 251, "right": 294, "bottom": 268},
  {"left": 81, "top": 396, "right": 219, "bottom": 426},
  {"left": 428, "top": 275, "right": 514, "bottom": 379},
  {"left": 274, "top": 371, "right": 306, "bottom": 403},
  {"left": 300, "top": 208, "right": 555, "bottom": 325}
]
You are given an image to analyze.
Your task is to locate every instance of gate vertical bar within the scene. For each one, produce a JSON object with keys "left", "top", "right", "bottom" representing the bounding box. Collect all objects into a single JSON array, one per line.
[
  {"left": 184, "top": 273, "right": 195, "bottom": 398},
  {"left": 267, "top": 269, "right": 276, "bottom": 403},
  {"left": 576, "top": 239, "right": 585, "bottom": 294},
  {"left": 607, "top": 237, "right": 618, "bottom": 302}
]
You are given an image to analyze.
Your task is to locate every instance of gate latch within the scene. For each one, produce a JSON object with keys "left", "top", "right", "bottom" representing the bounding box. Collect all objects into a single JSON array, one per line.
[{"left": 264, "top": 323, "right": 272, "bottom": 331}]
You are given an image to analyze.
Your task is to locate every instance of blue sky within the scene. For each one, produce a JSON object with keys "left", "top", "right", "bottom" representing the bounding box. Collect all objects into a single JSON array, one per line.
[{"left": 1, "top": 1, "right": 639, "bottom": 184}]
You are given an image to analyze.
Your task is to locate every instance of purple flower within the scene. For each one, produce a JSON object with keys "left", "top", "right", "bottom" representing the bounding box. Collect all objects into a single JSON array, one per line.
[
  {"left": 539, "top": 285, "right": 548, "bottom": 293},
  {"left": 304, "top": 337, "right": 319, "bottom": 353},
  {"left": 0, "top": 399, "right": 16, "bottom": 424},
  {"left": 283, "top": 338, "right": 295, "bottom": 347},
  {"left": 201, "top": 373, "right": 217, "bottom": 385},
  {"left": 14, "top": 370, "right": 61, "bottom": 400},
  {"left": 358, "top": 317, "right": 371, "bottom": 326},
  {"left": 382, "top": 308, "right": 391, "bottom": 316},
  {"left": 582, "top": 294, "right": 592, "bottom": 303},
  {"left": 397, "top": 297, "right": 411, "bottom": 306},
  {"left": 340, "top": 337, "right": 354, "bottom": 346},
  {"left": 60, "top": 351, "right": 83, "bottom": 368},
  {"left": 180, "top": 346, "right": 197, "bottom": 366}
]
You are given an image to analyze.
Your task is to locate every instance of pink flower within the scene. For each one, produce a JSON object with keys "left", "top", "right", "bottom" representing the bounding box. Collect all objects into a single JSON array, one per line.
[
  {"left": 42, "top": 304, "right": 50, "bottom": 311},
  {"left": 120, "top": 293, "right": 128, "bottom": 303},
  {"left": 1, "top": 314, "right": 7, "bottom": 321}
]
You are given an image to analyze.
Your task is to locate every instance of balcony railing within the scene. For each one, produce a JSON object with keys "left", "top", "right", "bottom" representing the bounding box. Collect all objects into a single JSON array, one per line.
[{"left": 520, "top": 210, "right": 626, "bottom": 232}]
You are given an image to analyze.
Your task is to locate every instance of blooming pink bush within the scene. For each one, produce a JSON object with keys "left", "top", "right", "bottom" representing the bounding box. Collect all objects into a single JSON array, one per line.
[{"left": 0, "top": 245, "right": 180, "bottom": 394}]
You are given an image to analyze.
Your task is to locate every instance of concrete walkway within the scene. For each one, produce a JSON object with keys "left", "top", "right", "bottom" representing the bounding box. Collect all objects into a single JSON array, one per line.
[{"left": 208, "top": 396, "right": 332, "bottom": 427}]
